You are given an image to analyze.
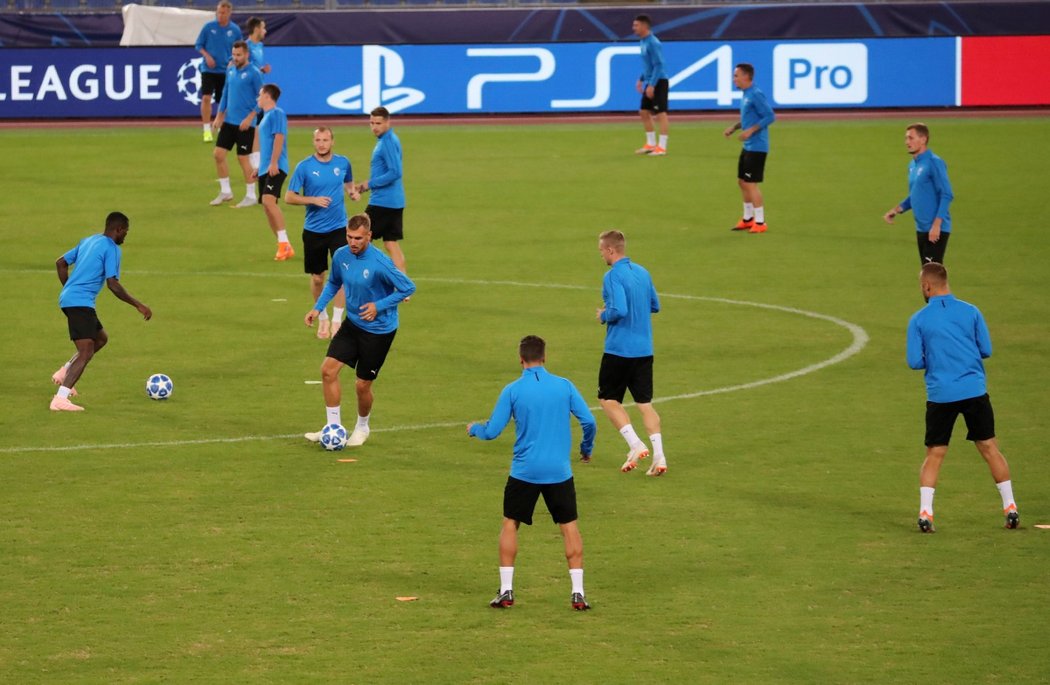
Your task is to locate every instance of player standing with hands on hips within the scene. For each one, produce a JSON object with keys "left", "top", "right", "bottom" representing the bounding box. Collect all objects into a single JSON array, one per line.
[
  {"left": 304, "top": 213, "right": 415, "bottom": 447},
  {"left": 724, "top": 63, "right": 776, "bottom": 233},
  {"left": 596, "top": 230, "right": 667, "bottom": 475},
  {"left": 883, "top": 123, "right": 955, "bottom": 265},
  {"left": 906, "top": 262, "right": 1019, "bottom": 533},
  {"left": 468, "top": 335, "right": 597, "bottom": 611},
  {"left": 632, "top": 14, "right": 669, "bottom": 156}
]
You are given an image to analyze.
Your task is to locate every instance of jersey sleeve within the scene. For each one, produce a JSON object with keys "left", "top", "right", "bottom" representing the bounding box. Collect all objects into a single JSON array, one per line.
[
  {"left": 601, "top": 273, "right": 628, "bottom": 324},
  {"left": 647, "top": 40, "right": 666, "bottom": 87},
  {"left": 469, "top": 385, "right": 514, "bottom": 440},
  {"left": 62, "top": 243, "right": 80, "bottom": 266},
  {"left": 373, "top": 261, "right": 416, "bottom": 312},
  {"left": 195, "top": 25, "right": 208, "bottom": 52},
  {"left": 288, "top": 163, "right": 306, "bottom": 194},
  {"left": 569, "top": 382, "right": 597, "bottom": 455},
  {"left": 370, "top": 138, "right": 402, "bottom": 189},
  {"left": 974, "top": 309, "right": 992, "bottom": 359},
  {"left": 649, "top": 278, "right": 661, "bottom": 314},
  {"left": 905, "top": 315, "right": 925, "bottom": 370},
  {"left": 314, "top": 263, "right": 344, "bottom": 312},
  {"left": 249, "top": 68, "right": 264, "bottom": 114},
  {"left": 217, "top": 71, "right": 231, "bottom": 114},
  {"left": 752, "top": 90, "right": 776, "bottom": 129},
  {"left": 104, "top": 245, "right": 121, "bottom": 280},
  {"left": 932, "top": 158, "right": 954, "bottom": 220}
]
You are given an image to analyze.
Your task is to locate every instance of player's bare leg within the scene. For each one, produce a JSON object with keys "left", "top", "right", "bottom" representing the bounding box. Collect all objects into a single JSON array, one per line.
[
  {"left": 637, "top": 402, "right": 666, "bottom": 475},
  {"left": 975, "top": 438, "right": 1019, "bottom": 527},
  {"left": 211, "top": 147, "right": 234, "bottom": 205},
  {"left": 636, "top": 109, "right": 657, "bottom": 154},
  {"left": 345, "top": 378, "right": 374, "bottom": 446},
  {"left": 560, "top": 521, "right": 589, "bottom": 609},
  {"left": 233, "top": 154, "right": 258, "bottom": 208},
  {"left": 201, "top": 95, "right": 214, "bottom": 142},
  {"left": 383, "top": 240, "right": 407, "bottom": 274},
  {"left": 305, "top": 356, "right": 346, "bottom": 442}
]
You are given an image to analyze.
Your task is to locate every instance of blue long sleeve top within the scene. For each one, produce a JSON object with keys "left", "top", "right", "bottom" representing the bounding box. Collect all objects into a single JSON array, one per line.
[
  {"left": 368, "top": 129, "right": 405, "bottom": 209},
  {"left": 740, "top": 85, "right": 776, "bottom": 153},
  {"left": 195, "top": 20, "right": 242, "bottom": 74},
  {"left": 217, "top": 63, "right": 263, "bottom": 123},
  {"left": 898, "top": 149, "right": 953, "bottom": 233},
  {"left": 601, "top": 257, "right": 660, "bottom": 358},
  {"left": 314, "top": 244, "right": 415, "bottom": 334},
  {"left": 906, "top": 294, "right": 991, "bottom": 403},
  {"left": 470, "top": 366, "right": 597, "bottom": 484},
  {"left": 638, "top": 33, "right": 668, "bottom": 87}
]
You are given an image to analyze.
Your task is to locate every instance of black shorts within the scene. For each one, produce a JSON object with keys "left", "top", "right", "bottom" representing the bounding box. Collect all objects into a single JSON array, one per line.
[
  {"left": 925, "top": 393, "right": 995, "bottom": 446},
  {"left": 917, "top": 231, "right": 950, "bottom": 266},
  {"left": 738, "top": 150, "right": 767, "bottom": 183},
  {"left": 200, "top": 71, "right": 226, "bottom": 100},
  {"left": 503, "top": 476, "right": 578, "bottom": 526},
  {"left": 598, "top": 353, "right": 654, "bottom": 404},
  {"left": 62, "top": 306, "right": 103, "bottom": 341},
  {"left": 326, "top": 320, "right": 397, "bottom": 381},
  {"left": 640, "top": 79, "right": 670, "bottom": 114},
  {"left": 215, "top": 122, "right": 255, "bottom": 155},
  {"left": 365, "top": 205, "right": 404, "bottom": 242},
  {"left": 258, "top": 170, "right": 287, "bottom": 201},
  {"left": 303, "top": 228, "right": 348, "bottom": 275}
]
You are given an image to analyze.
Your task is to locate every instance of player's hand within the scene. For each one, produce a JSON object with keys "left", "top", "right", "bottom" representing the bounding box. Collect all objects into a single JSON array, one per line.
[
  {"left": 204, "top": 55, "right": 216, "bottom": 69},
  {"left": 359, "top": 302, "right": 377, "bottom": 321},
  {"left": 636, "top": 80, "right": 643, "bottom": 94},
  {"left": 304, "top": 310, "right": 318, "bottom": 326},
  {"left": 249, "top": 169, "right": 259, "bottom": 182},
  {"left": 138, "top": 304, "right": 152, "bottom": 321},
  {"left": 357, "top": 181, "right": 368, "bottom": 194},
  {"left": 739, "top": 129, "right": 752, "bottom": 141},
  {"left": 239, "top": 119, "right": 251, "bottom": 131},
  {"left": 313, "top": 196, "right": 332, "bottom": 208},
  {"left": 262, "top": 64, "right": 272, "bottom": 74},
  {"left": 928, "top": 226, "right": 941, "bottom": 243},
  {"left": 883, "top": 209, "right": 897, "bottom": 224},
  {"left": 467, "top": 422, "right": 477, "bottom": 436},
  {"left": 580, "top": 452, "right": 591, "bottom": 463},
  {"left": 645, "top": 85, "right": 655, "bottom": 99},
  {"left": 267, "top": 163, "right": 279, "bottom": 177},
  {"left": 723, "top": 126, "right": 736, "bottom": 138},
  {"left": 349, "top": 191, "right": 361, "bottom": 202},
  {"left": 595, "top": 307, "right": 605, "bottom": 323}
]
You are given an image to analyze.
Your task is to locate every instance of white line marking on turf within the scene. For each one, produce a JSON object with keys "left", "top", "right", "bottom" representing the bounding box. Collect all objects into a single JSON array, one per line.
[
  {"left": 304, "top": 380, "right": 322, "bottom": 385},
  {"left": 3, "top": 275, "right": 867, "bottom": 454}
]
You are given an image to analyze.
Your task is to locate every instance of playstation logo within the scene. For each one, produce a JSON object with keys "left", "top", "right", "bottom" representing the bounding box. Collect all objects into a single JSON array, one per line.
[{"left": 326, "top": 45, "right": 425, "bottom": 114}]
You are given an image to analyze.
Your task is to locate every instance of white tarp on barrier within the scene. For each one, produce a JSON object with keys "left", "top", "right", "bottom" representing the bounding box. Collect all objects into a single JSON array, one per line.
[{"left": 120, "top": 4, "right": 212, "bottom": 47}]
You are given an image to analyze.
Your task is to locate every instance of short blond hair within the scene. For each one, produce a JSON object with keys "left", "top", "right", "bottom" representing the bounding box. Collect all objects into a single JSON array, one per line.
[{"left": 599, "top": 230, "right": 626, "bottom": 251}]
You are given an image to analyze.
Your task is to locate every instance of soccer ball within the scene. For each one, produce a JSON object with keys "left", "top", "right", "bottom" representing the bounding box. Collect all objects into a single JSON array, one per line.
[
  {"left": 320, "top": 423, "right": 349, "bottom": 451},
  {"left": 146, "top": 373, "right": 173, "bottom": 400}
]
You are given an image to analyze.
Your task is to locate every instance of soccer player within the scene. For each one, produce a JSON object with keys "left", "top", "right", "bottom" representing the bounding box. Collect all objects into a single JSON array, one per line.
[
  {"left": 285, "top": 127, "right": 360, "bottom": 339},
  {"left": 724, "top": 63, "right": 776, "bottom": 233},
  {"left": 244, "top": 16, "right": 270, "bottom": 173},
  {"left": 907, "top": 262, "right": 1020, "bottom": 533},
  {"left": 303, "top": 213, "right": 415, "bottom": 447},
  {"left": 253, "top": 84, "right": 294, "bottom": 261},
  {"left": 50, "top": 212, "right": 153, "bottom": 412},
  {"left": 468, "top": 335, "right": 597, "bottom": 611},
  {"left": 883, "top": 123, "right": 955, "bottom": 265},
  {"left": 356, "top": 107, "right": 407, "bottom": 273},
  {"left": 595, "top": 230, "right": 666, "bottom": 475},
  {"left": 632, "top": 14, "right": 669, "bottom": 156},
  {"left": 209, "top": 41, "right": 263, "bottom": 208},
  {"left": 195, "top": 0, "right": 241, "bottom": 143}
]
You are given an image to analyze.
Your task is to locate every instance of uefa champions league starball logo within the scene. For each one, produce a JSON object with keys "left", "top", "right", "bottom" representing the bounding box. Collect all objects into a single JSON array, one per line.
[{"left": 176, "top": 58, "right": 204, "bottom": 106}]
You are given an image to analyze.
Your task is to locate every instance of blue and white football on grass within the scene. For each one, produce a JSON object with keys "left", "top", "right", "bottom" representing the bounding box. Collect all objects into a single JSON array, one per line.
[
  {"left": 146, "top": 373, "right": 173, "bottom": 400},
  {"left": 320, "top": 423, "right": 349, "bottom": 451}
]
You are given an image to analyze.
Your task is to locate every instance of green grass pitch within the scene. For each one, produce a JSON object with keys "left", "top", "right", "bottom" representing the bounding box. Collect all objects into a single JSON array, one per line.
[{"left": 1, "top": 115, "right": 1048, "bottom": 683}]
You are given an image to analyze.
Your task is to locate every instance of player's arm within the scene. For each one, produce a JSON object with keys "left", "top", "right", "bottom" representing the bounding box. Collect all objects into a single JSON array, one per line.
[
  {"left": 468, "top": 386, "right": 513, "bottom": 440},
  {"left": 373, "top": 265, "right": 416, "bottom": 312},
  {"left": 905, "top": 318, "right": 925, "bottom": 370},
  {"left": 650, "top": 280, "right": 661, "bottom": 314},
  {"left": 932, "top": 158, "right": 954, "bottom": 220},
  {"left": 345, "top": 181, "right": 361, "bottom": 202},
  {"left": 369, "top": 142, "right": 403, "bottom": 189},
  {"left": 723, "top": 121, "right": 741, "bottom": 137},
  {"left": 975, "top": 312, "right": 993, "bottom": 359},
  {"left": 106, "top": 277, "right": 152, "bottom": 320},
  {"left": 55, "top": 255, "right": 71, "bottom": 286},
  {"left": 569, "top": 384, "right": 597, "bottom": 460},
  {"left": 306, "top": 270, "right": 343, "bottom": 324},
  {"left": 196, "top": 30, "right": 216, "bottom": 69},
  {"left": 266, "top": 132, "right": 284, "bottom": 176},
  {"left": 600, "top": 281, "right": 628, "bottom": 324}
]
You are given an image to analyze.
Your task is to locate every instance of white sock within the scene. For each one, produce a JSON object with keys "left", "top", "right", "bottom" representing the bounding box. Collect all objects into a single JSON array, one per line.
[
  {"left": 249, "top": 151, "right": 260, "bottom": 170},
  {"left": 658, "top": 134, "right": 668, "bottom": 149},
  {"left": 569, "top": 568, "right": 584, "bottom": 596},
  {"left": 645, "top": 131, "right": 656, "bottom": 146},
  {"left": 57, "top": 386, "right": 72, "bottom": 399},
  {"left": 245, "top": 183, "right": 257, "bottom": 200},
  {"left": 920, "top": 487, "right": 935, "bottom": 517},
  {"left": 755, "top": 206, "right": 765, "bottom": 224},
  {"left": 996, "top": 480, "right": 1016, "bottom": 511},
  {"left": 326, "top": 405, "right": 341, "bottom": 426},
  {"left": 499, "top": 566, "right": 514, "bottom": 594},
  {"left": 619, "top": 424, "right": 643, "bottom": 449},
  {"left": 649, "top": 433, "right": 664, "bottom": 459},
  {"left": 276, "top": 230, "right": 289, "bottom": 244},
  {"left": 202, "top": 123, "right": 211, "bottom": 133},
  {"left": 332, "top": 307, "right": 344, "bottom": 323},
  {"left": 356, "top": 414, "right": 370, "bottom": 431},
  {"left": 219, "top": 177, "right": 232, "bottom": 194},
  {"left": 743, "top": 202, "right": 754, "bottom": 220},
  {"left": 318, "top": 310, "right": 330, "bottom": 321}
]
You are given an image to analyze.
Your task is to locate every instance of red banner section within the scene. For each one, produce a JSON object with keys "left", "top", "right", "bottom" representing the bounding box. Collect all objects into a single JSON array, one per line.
[{"left": 961, "top": 36, "right": 1050, "bottom": 105}]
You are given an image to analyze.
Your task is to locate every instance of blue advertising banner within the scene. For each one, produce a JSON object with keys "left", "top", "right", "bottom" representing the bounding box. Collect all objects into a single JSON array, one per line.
[{"left": 0, "top": 38, "right": 957, "bottom": 119}]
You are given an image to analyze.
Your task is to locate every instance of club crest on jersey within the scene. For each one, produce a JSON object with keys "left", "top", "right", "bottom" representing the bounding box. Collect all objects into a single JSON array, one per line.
[
  {"left": 334, "top": 167, "right": 342, "bottom": 176},
  {"left": 363, "top": 269, "right": 370, "bottom": 279}
]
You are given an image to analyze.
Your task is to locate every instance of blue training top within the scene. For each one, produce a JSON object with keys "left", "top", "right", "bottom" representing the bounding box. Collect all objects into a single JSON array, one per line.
[
  {"left": 907, "top": 294, "right": 991, "bottom": 403},
  {"left": 59, "top": 233, "right": 121, "bottom": 309},
  {"left": 247, "top": 39, "right": 265, "bottom": 71},
  {"left": 639, "top": 33, "right": 668, "bottom": 87},
  {"left": 601, "top": 257, "right": 660, "bottom": 358},
  {"left": 470, "top": 366, "right": 597, "bottom": 485},
  {"left": 258, "top": 106, "right": 289, "bottom": 173},
  {"left": 899, "top": 149, "right": 954, "bottom": 234},
  {"left": 218, "top": 63, "right": 263, "bottom": 124},
  {"left": 368, "top": 129, "right": 405, "bottom": 209},
  {"left": 288, "top": 154, "right": 354, "bottom": 233},
  {"left": 195, "top": 20, "right": 242, "bottom": 74},
  {"left": 740, "top": 85, "right": 776, "bottom": 153},
  {"left": 314, "top": 244, "right": 415, "bottom": 334}
]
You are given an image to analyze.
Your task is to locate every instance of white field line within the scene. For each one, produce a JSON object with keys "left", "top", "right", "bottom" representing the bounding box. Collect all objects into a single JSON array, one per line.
[{"left": 2, "top": 274, "right": 868, "bottom": 454}]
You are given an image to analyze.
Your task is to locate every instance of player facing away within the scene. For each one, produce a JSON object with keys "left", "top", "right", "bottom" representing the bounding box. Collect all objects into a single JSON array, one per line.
[
  {"left": 284, "top": 127, "right": 360, "bottom": 339},
  {"left": 356, "top": 107, "right": 407, "bottom": 273},
  {"left": 244, "top": 16, "right": 270, "bottom": 173},
  {"left": 209, "top": 41, "right": 263, "bottom": 208},
  {"left": 253, "top": 84, "right": 294, "bottom": 261},
  {"left": 632, "top": 14, "right": 669, "bottom": 156},
  {"left": 906, "top": 263, "right": 1019, "bottom": 533},
  {"left": 468, "top": 335, "right": 597, "bottom": 611},
  {"left": 194, "top": 0, "right": 241, "bottom": 143},
  {"left": 724, "top": 63, "right": 776, "bottom": 233},
  {"left": 303, "top": 213, "right": 415, "bottom": 447},
  {"left": 596, "top": 230, "right": 667, "bottom": 475},
  {"left": 883, "top": 123, "right": 955, "bottom": 265},
  {"left": 50, "top": 212, "right": 153, "bottom": 411}
]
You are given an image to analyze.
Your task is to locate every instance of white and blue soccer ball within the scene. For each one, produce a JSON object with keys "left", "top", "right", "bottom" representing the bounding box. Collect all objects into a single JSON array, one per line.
[
  {"left": 145, "top": 373, "right": 173, "bottom": 400},
  {"left": 320, "top": 423, "right": 349, "bottom": 451}
]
